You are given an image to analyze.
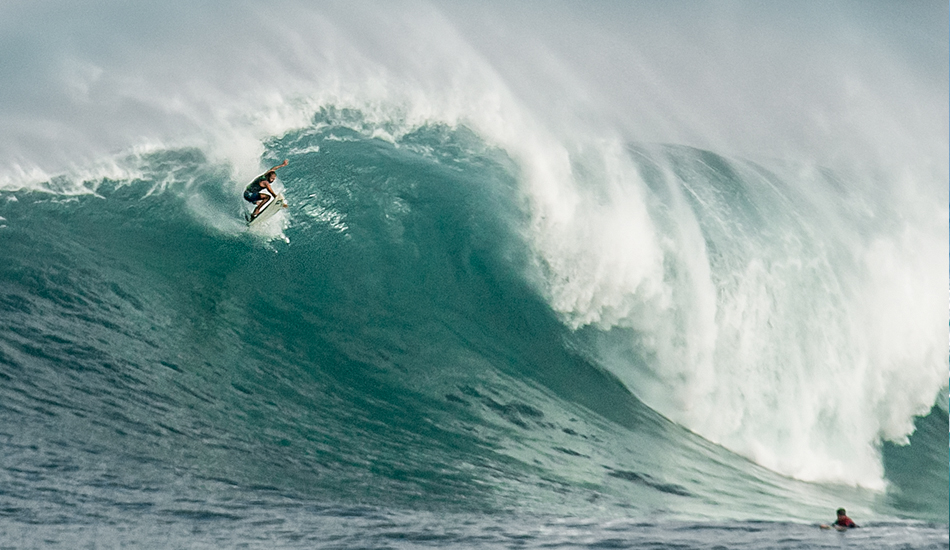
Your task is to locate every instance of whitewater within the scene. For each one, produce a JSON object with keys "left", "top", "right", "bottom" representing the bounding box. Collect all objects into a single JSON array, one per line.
[{"left": 1, "top": 1, "right": 947, "bottom": 548}]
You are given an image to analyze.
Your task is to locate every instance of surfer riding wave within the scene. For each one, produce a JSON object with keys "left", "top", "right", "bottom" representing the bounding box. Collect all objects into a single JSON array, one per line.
[{"left": 244, "top": 159, "right": 289, "bottom": 219}]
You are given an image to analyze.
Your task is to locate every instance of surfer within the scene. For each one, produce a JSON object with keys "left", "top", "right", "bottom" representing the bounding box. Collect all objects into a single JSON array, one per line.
[
  {"left": 244, "top": 159, "right": 289, "bottom": 219},
  {"left": 820, "top": 508, "right": 859, "bottom": 530}
]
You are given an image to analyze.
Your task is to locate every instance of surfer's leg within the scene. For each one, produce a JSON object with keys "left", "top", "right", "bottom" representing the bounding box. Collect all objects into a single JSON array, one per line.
[{"left": 251, "top": 193, "right": 272, "bottom": 217}]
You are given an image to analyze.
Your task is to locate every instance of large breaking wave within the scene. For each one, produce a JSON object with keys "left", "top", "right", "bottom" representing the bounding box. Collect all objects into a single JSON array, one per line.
[{"left": 0, "top": 0, "right": 946, "bottom": 532}]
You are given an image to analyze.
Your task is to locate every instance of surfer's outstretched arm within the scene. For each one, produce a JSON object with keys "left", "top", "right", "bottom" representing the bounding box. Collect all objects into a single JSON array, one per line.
[{"left": 269, "top": 160, "right": 289, "bottom": 207}]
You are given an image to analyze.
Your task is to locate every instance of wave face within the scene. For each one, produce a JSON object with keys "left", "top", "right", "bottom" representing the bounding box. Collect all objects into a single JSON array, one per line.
[
  {"left": 0, "top": 1, "right": 946, "bottom": 545},
  {"left": 1, "top": 112, "right": 946, "bottom": 524}
]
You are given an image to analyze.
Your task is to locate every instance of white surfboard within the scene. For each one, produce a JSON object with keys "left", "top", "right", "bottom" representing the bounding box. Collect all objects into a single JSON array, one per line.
[{"left": 247, "top": 193, "right": 286, "bottom": 227}]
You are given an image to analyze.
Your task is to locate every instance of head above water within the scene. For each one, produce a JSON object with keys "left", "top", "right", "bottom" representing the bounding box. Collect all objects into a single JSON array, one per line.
[
  {"left": 836, "top": 508, "right": 847, "bottom": 516},
  {"left": 265, "top": 171, "right": 277, "bottom": 182}
]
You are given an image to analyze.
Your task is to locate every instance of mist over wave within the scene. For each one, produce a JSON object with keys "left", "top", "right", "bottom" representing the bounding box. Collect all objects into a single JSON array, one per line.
[{"left": 0, "top": 0, "right": 946, "bottom": 542}]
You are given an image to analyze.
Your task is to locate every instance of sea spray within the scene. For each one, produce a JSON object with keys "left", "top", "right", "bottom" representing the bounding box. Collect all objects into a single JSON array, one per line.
[{"left": 528, "top": 144, "right": 947, "bottom": 489}]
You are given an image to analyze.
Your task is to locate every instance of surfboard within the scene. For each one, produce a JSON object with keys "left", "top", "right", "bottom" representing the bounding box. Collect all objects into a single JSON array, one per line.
[{"left": 246, "top": 193, "right": 286, "bottom": 227}]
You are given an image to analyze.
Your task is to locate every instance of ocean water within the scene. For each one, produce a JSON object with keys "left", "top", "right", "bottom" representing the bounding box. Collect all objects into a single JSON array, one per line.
[{"left": 1, "top": 2, "right": 947, "bottom": 549}]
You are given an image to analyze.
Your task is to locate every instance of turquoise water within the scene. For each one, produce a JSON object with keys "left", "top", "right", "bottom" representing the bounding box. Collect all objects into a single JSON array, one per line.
[{"left": 0, "top": 115, "right": 945, "bottom": 548}]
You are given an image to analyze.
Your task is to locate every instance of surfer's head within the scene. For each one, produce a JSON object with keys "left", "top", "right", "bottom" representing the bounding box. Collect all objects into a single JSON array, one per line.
[
  {"left": 836, "top": 508, "right": 847, "bottom": 517},
  {"left": 265, "top": 171, "right": 277, "bottom": 182}
]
